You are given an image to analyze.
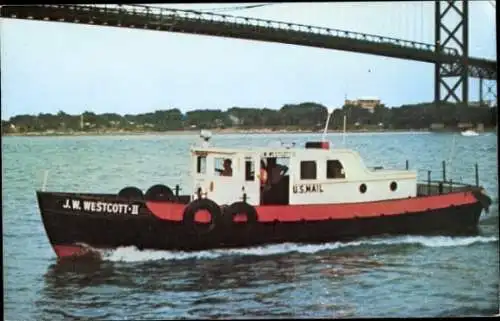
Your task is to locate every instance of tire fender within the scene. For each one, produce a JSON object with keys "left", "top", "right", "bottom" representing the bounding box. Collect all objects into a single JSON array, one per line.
[
  {"left": 145, "top": 184, "right": 175, "bottom": 202},
  {"left": 223, "top": 201, "right": 258, "bottom": 226},
  {"left": 118, "top": 186, "right": 144, "bottom": 201},
  {"left": 183, "top": 198, "right": 222, "bottom": 235}
]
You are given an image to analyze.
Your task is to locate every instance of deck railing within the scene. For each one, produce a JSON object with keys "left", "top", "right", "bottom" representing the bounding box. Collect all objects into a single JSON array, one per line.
[{"left": 412, "top": 160, "right": 480, "bottom": 196}]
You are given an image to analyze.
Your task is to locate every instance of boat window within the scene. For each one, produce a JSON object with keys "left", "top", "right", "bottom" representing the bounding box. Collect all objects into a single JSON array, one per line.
[
  {"left": 275, "top": 157, "right": 290, "bottom": 171},
  {"left": 264, "top": 156, "right": 290, "bottom": 183},
  {"left": 197, "top": 156, "right": 206, "bottom": 174},
  {"left": 245, "top": 157, "right": 255, "bottom": 181},
  {"left": 300, "top": 161, "right": 317, "bottom": 180},
  {"left": 214, "top": 157, "right": 233, "bottom": 177},
  {"left": 327, "top": 160, "right": 346, "bottom": 179}
]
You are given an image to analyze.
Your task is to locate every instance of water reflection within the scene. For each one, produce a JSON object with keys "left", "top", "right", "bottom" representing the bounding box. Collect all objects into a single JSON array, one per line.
[
  {"left": 37, "top": 260, "right": 117, "bottom": 320},
  {"left": 43, "top": 260, "right": 116, "bottom": 289},
  {"left": 40, "top": 239, "right": 496, "bottom": 319},
  {"left": 316, "top": 251, "right": 384, "bottom": 278},
  {"left": 36, "top": 248, "right": 381, "bottom": 318}
]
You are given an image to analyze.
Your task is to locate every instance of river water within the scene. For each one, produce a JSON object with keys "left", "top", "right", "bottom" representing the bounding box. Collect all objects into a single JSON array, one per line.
[{"left": 3, "top": 131, "right": 499, "bottom": 319}]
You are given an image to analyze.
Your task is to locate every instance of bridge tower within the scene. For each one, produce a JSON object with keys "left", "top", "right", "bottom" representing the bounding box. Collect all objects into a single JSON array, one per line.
[{"left": 434, "top": 0, "right": 469, "bottom": 107}]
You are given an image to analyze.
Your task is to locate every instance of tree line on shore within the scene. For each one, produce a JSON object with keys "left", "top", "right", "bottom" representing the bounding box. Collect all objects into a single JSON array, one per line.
[{"left": 1, "top": 101, "right": 497, "bottom": 134}]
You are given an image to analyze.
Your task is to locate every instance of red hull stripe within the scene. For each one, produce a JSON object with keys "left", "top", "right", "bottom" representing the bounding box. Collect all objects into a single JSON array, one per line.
[
  {"left": 145, "top": 202, "right": 188, "bottom": 221},
  {"left": 256, "top": 192, "right": 477, "bottom": 222},
  {"left": 146, "top": 192, "right": 478, "bottom": 222},
  {"left": 53, "top": 244, "right": 90, "bottom": 258}
]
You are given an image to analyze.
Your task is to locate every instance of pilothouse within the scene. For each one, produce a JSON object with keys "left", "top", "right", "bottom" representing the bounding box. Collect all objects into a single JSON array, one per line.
[{"left": 189, "top": 131, "right": 417, "bottom": 207}]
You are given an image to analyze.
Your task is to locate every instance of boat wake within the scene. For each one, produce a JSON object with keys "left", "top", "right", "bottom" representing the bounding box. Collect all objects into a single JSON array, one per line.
[{"left": 99, "top": 235, "right": 498, "bottom": 263}]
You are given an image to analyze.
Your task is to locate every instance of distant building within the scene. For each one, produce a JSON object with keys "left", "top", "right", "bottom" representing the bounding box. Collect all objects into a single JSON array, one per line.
[
  {"left": 457, "top": 122, "right": 473, "bottom": 129},
  {"left": 345, "top": 97, "right": 381, "bottom": 113},
  {"left": 430, "top": 123, "right": 445, "bottom": 130},
  {"left": 469, "top": 100, "right": 494, "bottom": 107}
]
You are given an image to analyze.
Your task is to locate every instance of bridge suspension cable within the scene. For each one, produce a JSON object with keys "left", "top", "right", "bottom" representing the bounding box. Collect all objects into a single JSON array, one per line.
[
  {"left": 420, "top": 1, "right": 424, "bottom": 43},
  {"left": 198, "top": 3, "right": 282, "bottom": 12},
  {"left": 128, "top": 3, "right": 282, "bottom": 15},
  {"left": 176, "top": 3, "right": 282, "bottom": 13}
]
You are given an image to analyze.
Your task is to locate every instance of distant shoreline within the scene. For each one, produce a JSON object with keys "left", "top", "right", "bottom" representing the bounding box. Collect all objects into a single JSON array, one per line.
[
  {"left": 2, "top": 128, "right": 495, "bottom": 137},
  {"left": 2, "top": 127, "right": 496, "bottom": 137},
  {"left": 2, "top": 128, "right": 425, "bottom": 137}
]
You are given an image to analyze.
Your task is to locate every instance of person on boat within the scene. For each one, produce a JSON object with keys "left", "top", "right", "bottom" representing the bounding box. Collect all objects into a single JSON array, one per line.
[
  {"left": 267, "top": 157, "right": 288, "bottom": 185},
  {"left": 259, "top": 160, "right": 269, "bottom": 186},
  {"left": 259, "top": 160, "right": 271, "bottom": 204},
  {"left": 219, "top": 158, "right": 233, "bottom": 176}
]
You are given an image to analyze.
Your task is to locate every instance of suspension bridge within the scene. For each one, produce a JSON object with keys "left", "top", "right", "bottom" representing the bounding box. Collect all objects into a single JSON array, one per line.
[{"left": 1, "top": 2, "right": 497, "bottom": 106}]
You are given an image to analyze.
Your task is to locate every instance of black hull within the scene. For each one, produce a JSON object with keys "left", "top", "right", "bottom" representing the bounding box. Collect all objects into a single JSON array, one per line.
[{"left": 39, "top": 199, "right": 484, "bottom": 254}]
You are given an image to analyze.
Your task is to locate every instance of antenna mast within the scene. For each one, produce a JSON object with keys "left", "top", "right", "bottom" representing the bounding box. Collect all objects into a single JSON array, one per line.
[
  {"left": 322, "top": 107, "right": 335, "bottom": 142},
  {"left": 342, "top": 112, "right": 347, "bottom": 146}
]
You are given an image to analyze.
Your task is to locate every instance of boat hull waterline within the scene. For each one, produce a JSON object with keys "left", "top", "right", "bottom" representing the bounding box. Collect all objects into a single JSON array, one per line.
[{"left": 36, "top": 189, "right": 490, "bottom": 259}]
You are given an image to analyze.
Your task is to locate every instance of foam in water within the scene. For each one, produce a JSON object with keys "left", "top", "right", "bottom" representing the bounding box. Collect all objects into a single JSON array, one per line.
[{"left": 99, "top": 235, "right": 498, "bottom": 263}]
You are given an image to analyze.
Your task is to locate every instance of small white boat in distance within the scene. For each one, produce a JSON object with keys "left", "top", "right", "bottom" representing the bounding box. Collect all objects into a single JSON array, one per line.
[{"left": 461, "top": 129, "right": 479, "bottom": 136}]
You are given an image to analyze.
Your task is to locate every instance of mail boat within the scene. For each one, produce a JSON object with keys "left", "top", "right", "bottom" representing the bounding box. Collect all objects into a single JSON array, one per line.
[{"left": 36, "top": 133, "right": 492, "bottom": 259}]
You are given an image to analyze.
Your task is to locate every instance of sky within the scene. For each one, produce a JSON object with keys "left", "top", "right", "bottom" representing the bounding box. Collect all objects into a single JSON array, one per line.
[{"left": 0, "top": 1, "right": 497, "bottom": 119}]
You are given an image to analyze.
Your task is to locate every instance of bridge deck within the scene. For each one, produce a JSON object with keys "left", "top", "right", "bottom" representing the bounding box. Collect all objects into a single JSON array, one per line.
[{"left": 0, "top": 4, "right": 496, "bottom": 79}]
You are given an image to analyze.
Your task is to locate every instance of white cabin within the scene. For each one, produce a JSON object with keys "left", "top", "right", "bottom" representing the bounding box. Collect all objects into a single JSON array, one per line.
[{"left": 189, "top": 140, "right": 417, "bottom": 206}]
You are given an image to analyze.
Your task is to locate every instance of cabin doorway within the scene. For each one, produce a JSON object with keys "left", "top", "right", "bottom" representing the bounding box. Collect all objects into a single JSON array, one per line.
[
  {"left": 241, "top": 156, "right": 261, "bottom": 206},
  {"left": 260, "top": 156, "right": 290, "bottom": 205}
]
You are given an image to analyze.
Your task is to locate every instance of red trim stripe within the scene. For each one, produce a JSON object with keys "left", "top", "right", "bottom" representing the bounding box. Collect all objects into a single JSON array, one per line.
[
  {"left": 146, "top": 191, "right": 478, "bottom": 223},
  {"left": 255, "top": 192, "right": 477, "bottom": 222},
  {"left": 145, "top": 202, "right": 186, "bottom": 221}
]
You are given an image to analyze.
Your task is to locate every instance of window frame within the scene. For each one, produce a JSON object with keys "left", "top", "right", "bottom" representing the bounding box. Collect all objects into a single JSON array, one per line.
[
  {"left": 213, "top": 157, "right": 233, "bottom": 177},
  {"left": 196, "top": 155, "right": 207, "bottom": 174},
  {"left": 300, "top": 160, "right": 317, "bottom": 180},
  {"left": 245, "top": 157, "right": 255, "bottom": 181},
  {"left": 326, "top": 159, "right": 346, "bottom": 179}
]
